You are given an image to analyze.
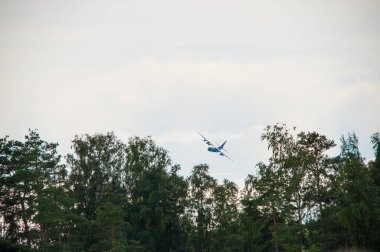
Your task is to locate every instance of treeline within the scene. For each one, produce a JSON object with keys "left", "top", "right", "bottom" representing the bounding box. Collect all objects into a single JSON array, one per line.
[{"left": 0, "top": 124, "right": 380, "bottom": 252}]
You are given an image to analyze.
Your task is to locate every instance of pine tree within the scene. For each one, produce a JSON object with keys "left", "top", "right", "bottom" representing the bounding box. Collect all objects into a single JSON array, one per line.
[{"left": 0, "top": 130, "right": 69, "bottom": 249}]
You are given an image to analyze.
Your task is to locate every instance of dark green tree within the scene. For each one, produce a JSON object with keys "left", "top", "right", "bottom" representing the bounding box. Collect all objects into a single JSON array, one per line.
[
  {"left": 240, "top": 174, "right": 272, "bottom": 252},
  {"left": 125, "top": 136, "right": 188, "bottom": 252},
  {"left": 259, "top": 124, "right": 297, "bottom": 251},
  {"left": 67, "top": 132, "right": 128, "bottom": 250},
  {"left": 258, "top": 124, "right": 336, "bottom": 251},
  {"left": 305, "top": 156, "right": 345, "bottom": 251},
  {"left": 210, "top": 179, "right": 241, "bottom": 251},
  {"left": 336, "top": 133, "right": 380, "bottom": 249},
  {"left": 251, "top": 161, "right": 288, "bottom": 252},
  {"left": 0, "top": 130, "right": 69, "bottom": 250},
  {"left": 90, "top": 202, "right": 127, "bottom": 251},
  {"left": 187, "top": 164, "right": 216, "bottom": 252},
  {"left": 2, "top": 127, "right": 380, "bottom": 251},
  {"left": 0, "top": 136, "right": 27, "bottom": 244},
  {"left": 295, "top": 131, "right": 336, "bottom": 251},
  {"left": 370, "top": 132, "right": 380, "bottom": 192},
  {"left": 297, "top": 131, "right": 335, "bottom": 216}
]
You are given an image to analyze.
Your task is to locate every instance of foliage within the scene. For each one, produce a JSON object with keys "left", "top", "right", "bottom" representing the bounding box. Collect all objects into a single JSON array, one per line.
[{"left": 1, "top": 126, "right": 380, "bottom": 251}]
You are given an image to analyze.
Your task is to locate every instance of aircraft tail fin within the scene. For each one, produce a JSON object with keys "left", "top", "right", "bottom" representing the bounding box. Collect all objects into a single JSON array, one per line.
[{"left": 218, "top": 140, "right": 227, "bottom": 150}]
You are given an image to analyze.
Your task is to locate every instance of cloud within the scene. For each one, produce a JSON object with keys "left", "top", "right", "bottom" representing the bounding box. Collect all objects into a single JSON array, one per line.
[{"left": 1, "top": 0, "right": 379, "bottom": 186}]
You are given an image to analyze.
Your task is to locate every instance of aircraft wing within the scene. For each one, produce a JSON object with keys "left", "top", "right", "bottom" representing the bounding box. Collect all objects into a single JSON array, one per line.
[
  {"left": 219, "top": 150, "right": 233, "bottom": 161},
  {"left": 198, "top": 132, "right": 214, "bottom": 146}
]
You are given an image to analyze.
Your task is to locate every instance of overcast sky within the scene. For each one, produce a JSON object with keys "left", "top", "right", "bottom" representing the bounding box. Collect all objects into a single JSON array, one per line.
[{"left": 1, "top": 0, "right": 379, "bottom": 186}]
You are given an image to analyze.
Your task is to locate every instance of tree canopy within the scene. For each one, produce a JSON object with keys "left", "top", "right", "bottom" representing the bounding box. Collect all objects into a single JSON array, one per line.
[{"left": 1, "top": 126, "right": 380, "bottom": 251}]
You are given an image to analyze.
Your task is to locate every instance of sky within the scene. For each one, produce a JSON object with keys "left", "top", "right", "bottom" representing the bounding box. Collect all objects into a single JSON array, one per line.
[{"left": 1, "top": 0, "right": 380, "bottom": 186}]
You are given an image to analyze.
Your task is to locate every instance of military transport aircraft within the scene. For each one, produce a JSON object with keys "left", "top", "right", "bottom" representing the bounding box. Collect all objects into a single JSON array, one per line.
[{"left": 198, "top": 133, "right": 233, "bottom": 161}]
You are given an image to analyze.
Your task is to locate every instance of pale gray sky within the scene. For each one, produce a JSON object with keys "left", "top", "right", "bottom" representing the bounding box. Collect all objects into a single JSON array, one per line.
[{"left": 1, "top": 0, "right": 380, "bottom": 186}]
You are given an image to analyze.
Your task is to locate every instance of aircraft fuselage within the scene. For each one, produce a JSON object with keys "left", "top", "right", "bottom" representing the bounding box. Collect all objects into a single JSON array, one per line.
[
  {"left": 199, "top": 133, "right": 232, "bottom": 161},
  {"left": 208, "top": 147, "right": 219, "bottom": 152}
]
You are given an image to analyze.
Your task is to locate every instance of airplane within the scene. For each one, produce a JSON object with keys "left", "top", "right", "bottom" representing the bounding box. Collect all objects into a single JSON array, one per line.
[{"left": 198, "top": 133, "right": 233, "bottom": 161}]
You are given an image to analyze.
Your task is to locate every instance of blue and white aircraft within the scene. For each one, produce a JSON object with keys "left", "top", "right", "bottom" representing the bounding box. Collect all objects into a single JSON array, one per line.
[{"left": 199, "top": 133, "right": 233, "bottom": 161}]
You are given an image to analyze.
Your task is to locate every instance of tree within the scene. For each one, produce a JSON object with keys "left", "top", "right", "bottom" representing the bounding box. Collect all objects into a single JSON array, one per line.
[
  {"left": 2, "top": 127, "right": 380, "bottom": 251},
  {"left": 295, "top": 131, "right": 336, "bottom": 251},
  {"left": 257, "top": 124, "right": 336, "bottom": 251},
  {"left": 210, "top": 179, "right": 241, "bottom": 252},
  {"left": 336, "top": 133, "right": 380, "bottom": 249},
  {"left": 259, "top": 124, "right": 298, "bottom": 251},
  {"left": 305, "top": 156, "right": 345, "bottom": 251},
  {"left": 0, "top": 136, "right": 26, "bottom": 244},
  {"left": 90, "top": 202, "right": 127, "bottom": 252},
  {"left": 67, "top": 132, "right": 128, "bottom": 250},
  {"left": 297, "top": 131, "right": 335, "bottom": 216},
  {"left": 369, "top": 132, "right": 380, "bottom": 249},
  {"left": 0, "top": 130, "right": 69, "bottom": 249},
  {"left": 370, "top": 132, "right": 380, "bottom": 192},
  {"left": 251, "top": 162, "right": 288, "bottom": 252},
  {"left": 188, "top": 164, "right": 216, "bottom": 252},
  {"left": 125, "top": 136, "right": 188, "bottom": 251},
  {"left": 240, "top": 175, "right": 272, "bottom": 252},
  {"left": 28, "top": 132, "right": 71, "bottom": 251}
]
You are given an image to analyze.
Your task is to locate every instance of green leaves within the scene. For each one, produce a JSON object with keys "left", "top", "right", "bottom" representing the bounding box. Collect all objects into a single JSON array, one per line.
[
  {"left": 125, "top": 136, "right": 189, "bottom": 251},
  {"left": 249, "top": 124, "right": 341, "bottom": 251},
  {"left": 2, "top": 127, "right": 380, "bottom": 251},
  {"left": 334, "top": 133, "right": 380, "bottom": 248},
  {"left": 0, "top": 130, "right": 67, "bottom": 248}
]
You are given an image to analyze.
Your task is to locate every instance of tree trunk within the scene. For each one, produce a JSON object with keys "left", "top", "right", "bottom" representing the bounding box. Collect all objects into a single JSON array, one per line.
[
  {"left": 272, "top": 208, "right": 279, "bottom": 252},
  {"left": 111, "top": 223, "right": 115, "bottom": 248},
  {"left": 20, "top": 191, "right": 30, "bottom": 246}
]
